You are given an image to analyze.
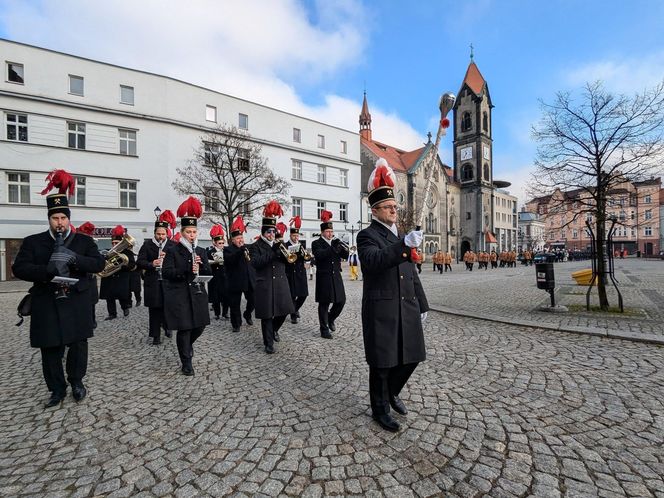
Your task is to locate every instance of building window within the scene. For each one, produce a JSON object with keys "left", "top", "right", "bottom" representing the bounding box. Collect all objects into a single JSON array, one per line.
[
  {"left": 292, "top": 160, "right": 302, "bottom": 180},
  {"left": 120, "top": 85, "right": 134, "bottom": 105},
  {"left": 237, "top": 148, "right": 250, "bottom": 170},
  {"left": 119, "top": 181, "right": 137, "bottom": 208},
  {"left": 6, "top": 113, "right": 28, "bottom": 142},
  {"left": 340, "top": 140, "right": 347, "bottom": 154},
  {"left": 645, "top": 226, "right": 653, "bottom": 237},
  {"left": 317, "top": 201, "right": 326, "bottom": 219},
  {"left": 239, "top": 113, "right": 248, "bottom": 130},
  {"left": 292, "top": 198, "right": 302, "bottom": 218},
  {"left": 631, "top": 227, "right": 636, "bottom": 237},
  {"left": 317, "top": 134, "right": 325, "bottom": 149},
  {"left": 69, "top": 75, "right": 84, "bottom": 96},
  {"left": 206, "top": 105, "right": 217, "bottom": 123},
  {"left": 644, "top": 195, "right": 652, "bottom": 204},
  {"left": 483, "top": 163, "right": 490, "bottom": 181},
  {"left": 466, "top": 212, "right": 471, "bottom": 220},
  {"left": 7, "top": 172, "right": 30, "bottom": 204},
  {"left": 645, "top": 210, "right": 652, "bottom": 220},
  {"left": 482, "top": 111, "right": 488, "bottom": 132},
  {"left": 339, "top": 203, "right": 348, "bottom": 222},
  {"left": 461, "top": 163, "right": 473, "bottom": 181},
  {"left": 6, "top": 62, "right": 24, "bottom": 84},
  {"left": 204, "top": 187, "right": 220, "bottom": 212},
  {"left": 67, "top": 122, "right": 86, "bottom": 150},
  {"left": 119, "top": 129, "right": 137, "bottom": 155},
  {"left": 293, "top": 128, "right": 301, "bottom": 143},
  {"left": 317, "top": 165, "right": 326, "bottom": 183},
  {"left": 340, "top": 169, "right": 348, "bottom": 187},
  {"left": 204, "top": 143, "right": 220, "bottom": 165},
  {"left": 461, "top": 112, "right": 472, "bottom": 132},
  {"left": 397, "top": 191, "right": 405, "bottom": 205},
  {"left": 572, "top": 229, "right": 578, "bottom": 239},
  {"left": 72, "top": 176, "right": 86, "bottom": 206}
]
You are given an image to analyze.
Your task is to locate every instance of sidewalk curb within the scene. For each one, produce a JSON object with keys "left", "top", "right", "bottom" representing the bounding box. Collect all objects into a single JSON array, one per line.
[{"left": 430, "top": 306, "right": 664, "bottom": 346}]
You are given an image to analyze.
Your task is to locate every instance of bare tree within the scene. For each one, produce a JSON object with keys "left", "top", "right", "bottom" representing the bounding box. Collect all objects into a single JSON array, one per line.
[
  {"left": 173, "top": 125, "right": 291, "bottom": 235},
  {"left": 529, "top": 81, "right": 664, "bottom": 309}
]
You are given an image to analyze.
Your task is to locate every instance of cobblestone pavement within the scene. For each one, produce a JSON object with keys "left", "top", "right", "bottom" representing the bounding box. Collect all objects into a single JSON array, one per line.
[
  {"left": 1, "top": 276, "right": 664, "bottom": 498},
  {"left": 419, "top": 258, "right": 664, "bottom": 338}
]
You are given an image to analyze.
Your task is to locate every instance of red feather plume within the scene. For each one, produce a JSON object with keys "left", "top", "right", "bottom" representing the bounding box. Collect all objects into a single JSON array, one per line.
[
  {"left": 78, "top": 221, "right": 95, "bottom": 236},
  {"left": 320, "top": 210, "right": 333, "bottom": 223},
  {"left": 167, "top": 228, "right": 173, "bottom": 239},
  {"left": 41, "top": 169, "right": 76, "bottom": 196},
  {"left": 231, "top": 215, "right": 246, "bottom": 234},
  {"left": 210, "top": 224, "right": 225, "bottom": 238},
  {"left": 111, "top": 225, "right": 125, "bottom": 237},
  {"left": 173, "top": 232, "right": 181, "bottom": 243},
  {"left": 276, "top": 222, "right": 288, "bottom": 237},
  {"left": 263, "top": 200, "right": 283, "bottom": 218},
  {"left": 289, "top": 216, "right": 301, "bottom": 229},
  {"left": 373, "top": 164, "right": 395, "bottom": 189},
  {"left": 159, "top": 209, "right": 177, "bottom": 229},
  {"left": 177, "top": 196, "right": 203, "bottom": 219}
]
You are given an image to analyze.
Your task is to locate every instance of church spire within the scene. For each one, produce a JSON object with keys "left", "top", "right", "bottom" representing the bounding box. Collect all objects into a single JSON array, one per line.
[{"left": 359, "top": 91, "right": 372, "bottom": 141}]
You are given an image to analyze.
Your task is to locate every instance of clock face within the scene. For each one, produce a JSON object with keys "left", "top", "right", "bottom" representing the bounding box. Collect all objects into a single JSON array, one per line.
[
  {"left": 460, "top": 146, "right": 473, "bottom": 161},
  {"left": 483, "top": 145, "right": 490, "bottom": 160}
]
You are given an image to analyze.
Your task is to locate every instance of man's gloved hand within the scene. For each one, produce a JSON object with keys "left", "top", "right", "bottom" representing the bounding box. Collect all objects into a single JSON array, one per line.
[
  {"left": 61, "top": 247, "right": 78, "bottom": 266},
  {"left": 404, "top": 230, "right": 423, "bottom": 248},
  {"left": 47, "top": 248, "right": 77, "bottom": 276},
  {"left": 421, "top": 312, "right": 428, "bottom": 322}
]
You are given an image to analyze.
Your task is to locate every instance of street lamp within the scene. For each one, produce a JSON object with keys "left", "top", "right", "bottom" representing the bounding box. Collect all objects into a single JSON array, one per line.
[
  {"left": 154, "top": 206, "right": 161, "bottom": 219},
  {"left": 344, "top": 220, "right": 361, "bottom": 247}
]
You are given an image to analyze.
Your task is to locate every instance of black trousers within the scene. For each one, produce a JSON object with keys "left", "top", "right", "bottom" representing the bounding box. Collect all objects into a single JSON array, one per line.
[
  {"left": 40, "top": 340, "right": 88, "bottom": 395},
  {"left": 228, "top": 290, "right": 255, "bottom": 329},
  {"left": 106, "top": 298, "right": 131, "bottom": 316},
  {"left": 318, "top": 301, "right": 345, "bottom": 332},
  {"left": 176, "top": 327, "right": 204, "bottom": 366},
  {"left": 290, "top": 295, "right": 307, "bottom": 320},
  {"left": 260, "top": 315, "right": 287, "bottom": 348},
  {"left": 444, "top": 263, "right": 452, "bottom": 272},
  {"left": 369, "top": 362, "right": 418, "bottom": 416},
  {"left": 212, "top": 299, "right": 229, "bottom": 318},
  {"left": 148, "top": 307, "right": 167, "bottom": 338}
]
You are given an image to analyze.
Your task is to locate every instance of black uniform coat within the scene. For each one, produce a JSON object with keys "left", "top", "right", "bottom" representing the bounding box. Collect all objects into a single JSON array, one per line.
[
  {"left": 205, "top": 246, "right": 226, "bottom": 303},
  {"left": 12, "top": 230, "right": 105, "bottom": 348},
  {"left": 129, "top": 262, "right": 142, "bottom": 293},
  {"left": 99, "top": 249, "right": 135, "bottom": 300},
  {"left": 223, "top": 244, "right": 256, "bottom": 293},
  {"left": 161, "top": 241, "right": 211, "bottom": 330},
  {"left": 311, "top": 237, "right": 346, "bottom": 304},
  {"left": 136, "top": 239, "right": 174, "bottom": 308},
  {"left": 249, "top": 239, "right": 295, "bottom": 319},
  {"left": 284, "top": 240, "right": 309, "bottom": 298},
  {"left": 356, "top": 220, "right": 429, "bottom": 368}
]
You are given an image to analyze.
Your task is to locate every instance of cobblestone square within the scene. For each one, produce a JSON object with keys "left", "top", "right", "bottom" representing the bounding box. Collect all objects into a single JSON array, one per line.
[{"left": 1, "top": 262, "right": 663, "bottom": 497}]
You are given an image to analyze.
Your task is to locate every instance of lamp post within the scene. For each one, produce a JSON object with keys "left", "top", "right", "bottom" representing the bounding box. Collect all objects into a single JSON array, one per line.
[
  {"left": 344, "top": 220, "right": 361, "bottom": 247},
  {"left": 154, "top": 206, "right": 161, "bottom": 219}
]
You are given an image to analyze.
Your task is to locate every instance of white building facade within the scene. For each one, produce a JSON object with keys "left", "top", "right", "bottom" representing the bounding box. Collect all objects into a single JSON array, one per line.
[
  {"left": 0, "top": 39, "right": 361, "bottom": 280},
  {"left": 493, "top": 189, "right": 518, "bottom": 252}
]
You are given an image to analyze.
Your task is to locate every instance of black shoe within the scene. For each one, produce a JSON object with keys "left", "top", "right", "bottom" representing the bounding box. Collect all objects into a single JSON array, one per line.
[
  {"left": 215, "top": 315, "right": 220, "bottom": 320},
  {"left": 265, "top": 345, "right": 275, "bottom": 354},
  {"left": 328, "top": 321, "right": 336, "bottom": 332},
  {"left": 274, "top": 332, "right": 280, "bottom": 342},
  {"left": 45, "top": 393, "right": 65, "bottom": 408},
  {"left": 290, "top": 317, "right": 298, "bottom": 324},
  {"left": 181, "top": 365, "right": 194, "bottom": 376},
  {"left": 104, "top": 315, "right": 117, "bottom": 321},
  {"left": 152, "top": 337, "right": 162, "bottom": 345},
  {"left": 372, "top": 412, "right": 400, "bottom": 432},
  {"left": 232, "top": 327, "right": 240, "bottom": 333},
  {"left": 72, "top": 385, "right": 87, "bottom": 402},
  {"left": 165, "top": 330, "right": 172, "bottom": 338},
  {"left": 123, "top": 308, "right": 130, "bottom": 317},
  {"left": 244, "top": 316, "right": 253, "bottom": 326},
  {"left": 92, "top": 321, "right": 97, "bottom": 329},
  {"left": 136, "top": 298, "right": 141, "bottom": 306},
  {"left": 321, "top": 332, "right": 333, "bottom": 339},
  {"left": 390, "top": 396, "right": 408, "bottom": 415},
  {"left": 222, "top": 314, "right": 229, "bottom": 320}
]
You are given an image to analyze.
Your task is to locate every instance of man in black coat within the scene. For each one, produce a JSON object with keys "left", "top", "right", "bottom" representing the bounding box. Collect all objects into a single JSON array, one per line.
[
  {"left": 312, "top": 212, "right": 348, "bottom": 339},
  {"left": 284, "top": 216, "right": 309, "bottom": 324},
  {"left": 136, "top": 217, "right": 175, "bottom": 345},
  {"left": 357, "top": 158, "right": 429, "bottom": 432},
  {"left": 223, "top": 216, "right": 255, "bottom": 333},
  {"left": 12, "top": 182, "right": 105, "bottom": 408},
  {"left": 99, "top": 225, "right": 135, "bottom": 320},
  {"left": 206, "top": 225, "right": 228, "bottom": 320},
  {"left": 250, "top": 213, "right": 295, "bottom": 354}
]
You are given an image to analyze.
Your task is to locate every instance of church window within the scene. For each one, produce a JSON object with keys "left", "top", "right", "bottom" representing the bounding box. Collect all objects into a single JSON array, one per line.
[
  {"left": 483, "top": 163, "right": 490, "bottom": 181},
  {"left": 482, "top": 111, "right": 488, "bottom": 132},
  {"left": 461, "top": 163, "right": 473, "bottom": 181},
  {"left": 461, "top": 112, "right": 472, "bottom": 132}
]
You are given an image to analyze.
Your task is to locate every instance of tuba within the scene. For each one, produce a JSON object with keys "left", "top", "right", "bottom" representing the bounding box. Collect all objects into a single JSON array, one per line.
[{"left": 98, "top": 234, "right": 135, "bottom": 278}]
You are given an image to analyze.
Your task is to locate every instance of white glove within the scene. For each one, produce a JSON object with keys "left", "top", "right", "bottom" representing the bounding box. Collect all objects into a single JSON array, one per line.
[
  {"left": 421, "top": 312, "right": 428, "bottom": 322},
  {"left": 404, "top": 230, "right": 423, "bottom": 248}
]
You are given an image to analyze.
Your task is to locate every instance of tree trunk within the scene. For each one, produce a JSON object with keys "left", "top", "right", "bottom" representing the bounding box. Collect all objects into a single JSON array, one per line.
[{"left": 595, "top": 188, "right": 610, "bottom": 310}]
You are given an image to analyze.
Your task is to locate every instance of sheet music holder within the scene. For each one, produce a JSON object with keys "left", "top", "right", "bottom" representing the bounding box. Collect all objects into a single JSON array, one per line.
[
  {"left": 51, "top": 276, "right": 79, "bottom": 285},
  {"left": 192, "top": 275, "right": 213, "bottom": 284}
]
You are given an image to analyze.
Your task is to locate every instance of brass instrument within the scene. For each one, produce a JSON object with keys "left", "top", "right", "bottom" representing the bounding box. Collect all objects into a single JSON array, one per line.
[
  {"left": 277, "top": 241, "right": 297, "bottom": 264},
  {"left": 331, "top": 237, "right": 350, "bottom": 257},
  {"left": 299, "top": 246, "right": 312, "bottom": 261},
  {"left": 98, "top": 233, "right": 135, "bottom": 278}
]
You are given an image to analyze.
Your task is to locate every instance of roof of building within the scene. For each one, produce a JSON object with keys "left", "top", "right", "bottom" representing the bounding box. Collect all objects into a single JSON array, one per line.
[
  {"left": 461, "top": 61, "right": 486, "bottom": 96},
  {"left": 361, "top": 136, "right": 426, "bottom": 173},
  {"left": 360, "top": 92, "right": 371, "bottom": 122},
  {"left": 633, "top": 178, "right": 662, "bottom": 187},
  {"left": 519, "top": 211, "right": 540, "bottom": 221}
]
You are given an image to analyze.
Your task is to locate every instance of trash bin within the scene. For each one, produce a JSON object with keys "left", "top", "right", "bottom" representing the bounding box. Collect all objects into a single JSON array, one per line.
[{"left": 535, "top": 263, "right": 555, "bottom": 290}]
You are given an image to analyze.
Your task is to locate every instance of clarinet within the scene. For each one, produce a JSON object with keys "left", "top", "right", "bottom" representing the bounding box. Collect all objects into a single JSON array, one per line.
[
  {"left": 157, "top": 241, "right": 164, "bottom": 281},
  {"left": 191, "top": 240, "right": 203, "bottom": 295}
]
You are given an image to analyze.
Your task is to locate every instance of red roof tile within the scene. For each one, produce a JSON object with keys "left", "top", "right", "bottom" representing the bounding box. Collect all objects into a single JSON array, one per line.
[
  {"left": 462, "top": 62, "right": 486, "bottom": 96},
  {"left": 361, "top": 136, "right": 426, "bottom": 173}
]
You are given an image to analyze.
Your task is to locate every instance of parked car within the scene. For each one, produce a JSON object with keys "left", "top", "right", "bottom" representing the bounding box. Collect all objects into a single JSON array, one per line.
[{"left": 533, "top": 252, "right": 556, "bottom": 264}]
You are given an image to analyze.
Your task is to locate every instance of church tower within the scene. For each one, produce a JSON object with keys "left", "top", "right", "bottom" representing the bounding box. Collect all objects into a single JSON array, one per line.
[
  {"left": 359, "top": 91, "right": 372, "bottom": 141},
  {"left": 453, "top": 53, "right": 494, "bottom": 255}
]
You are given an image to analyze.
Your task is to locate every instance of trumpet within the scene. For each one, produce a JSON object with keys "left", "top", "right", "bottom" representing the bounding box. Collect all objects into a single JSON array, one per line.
[
  {"left": 98, "top": 233, "right": 135, "bottom": 278},
  {"left": 277, "top": 241, "right": 297, "bottom": 264},
  {"left": 331, "top": 237, "right": 350, "bottom": 257},
  {"left": 299, "top": 246, "right": 312, "bottom": 261}
]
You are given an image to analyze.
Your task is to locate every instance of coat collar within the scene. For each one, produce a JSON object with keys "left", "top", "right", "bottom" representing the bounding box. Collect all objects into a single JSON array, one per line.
[{"left": 370, "top": 219, "right": 400, "bottom": 242}]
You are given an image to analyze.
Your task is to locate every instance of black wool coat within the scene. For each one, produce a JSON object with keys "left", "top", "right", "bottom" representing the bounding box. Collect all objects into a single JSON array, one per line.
[
  {"left": 205, "top": 246, "right": 227, "bottom": 303},
  {"left": 356, "top": 221, "right": 429, "bottom": 368},
  {"left": 129, "top": 264, "right": 142, "bottom": 293},
  {"left": 249, "top": 239, "right": 295, "bottom": 319},
  {"left": 99, "top": 249, "right": 135, "bottom": 300},
  {"left": 284, "top": 240, "right": 309, "bottom": 298},
  {"left": 12, "top": 230, "right": 105, "bottom": 348},
  {"left": 223, "top": 243, "right": 256, "bottom": 293},
  {"left": 161, "top": 242, "right": 211, "bottom": 331},
  {"left": 311, "top": 237, "right": 346, "bottom": 304},
  {"left": 136, "top": 239, "right": 175, "bottom": 308}
]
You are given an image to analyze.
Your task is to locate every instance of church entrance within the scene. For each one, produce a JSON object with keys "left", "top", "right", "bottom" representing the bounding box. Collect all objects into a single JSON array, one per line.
[{"left": 460, "top": 240, "right": 471, "bottom": 262}]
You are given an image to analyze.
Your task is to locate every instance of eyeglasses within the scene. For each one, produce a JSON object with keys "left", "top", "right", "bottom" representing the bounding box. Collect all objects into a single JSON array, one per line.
[
  {"left": 376, "top": 204, "right": 398, "bottom": 211},
  {"left": 265, "top": 229, "right": 276, "bottom": 234}
]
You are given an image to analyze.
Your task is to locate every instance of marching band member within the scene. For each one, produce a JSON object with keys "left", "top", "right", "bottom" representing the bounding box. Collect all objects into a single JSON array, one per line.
[
  {"left": 76, "top": 221, "right": 99, "bottom": 328},
  {"left": 250, "top": 202, "right": 295, "bottom": 353},
  {"left": 99, "top": 225, "right": 135, "bottom": 320},
  {"left": 348, "top": 246, "right": 360, "bottom": 281},
  {"left": 357, "top": 158, "right": 429, "bottom": 432},
  {"left": 223, "top": 216, "right": 256, "bottom": 333},
  {"left": 284, "top": 216, "right": 309, "bottom": 324},
  {"left": 312, "top": 210, "right": 349, "bottom": 339},
  {"left": 137, "top": 210, "right": 176, "bottom": 345},
  {"left": 129, "top": 259, "right": 142, "bottom": 306},
  {"left": 161, "top": 196, "right": 211, "bottom": 376},
  {"left": 206, "top": 224, "right": 228, "bottom": 320},
  {"left": 12, "top": 169, "right": 105, "bottom": 407}
]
